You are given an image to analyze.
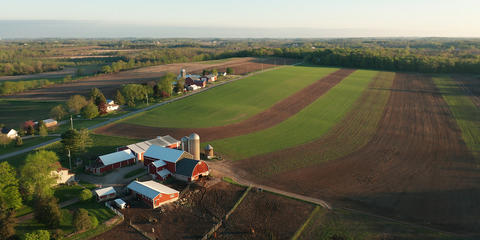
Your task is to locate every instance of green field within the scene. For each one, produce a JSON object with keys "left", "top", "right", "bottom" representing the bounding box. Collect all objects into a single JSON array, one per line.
[
  {"left": 0, "top": 99, "right": 61, "bottom": 128},
  {"left": 209, "top": 70, "right": 378, "bottom": 160},
  {"left": 0, "top": 136, "right": 57, "bottom": 156},
  {"left": 123, "top": 66, "right": 338, "bottom": 128},
  {"left": 433, "top": 76, "right": 480, "bottom": 161}
]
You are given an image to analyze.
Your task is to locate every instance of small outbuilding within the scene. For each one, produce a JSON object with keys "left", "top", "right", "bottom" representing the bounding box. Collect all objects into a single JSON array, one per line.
[
  {"left": 94, "top": 186, "right": 117, "bottom": 202},
  {"left": 127, "top": 180, "right": 179, "bottom": 208}
]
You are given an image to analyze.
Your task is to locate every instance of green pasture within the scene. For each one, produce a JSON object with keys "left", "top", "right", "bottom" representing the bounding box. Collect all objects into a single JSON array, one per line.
[
  {"left": 209, "top": 70, "right": 378, "bottom": 160},
  {"left": 0, "top": 99, "right": 61, "bottom": 128},
  {"left": 123, "top": 66, "right": 339, "bottom": 128}
]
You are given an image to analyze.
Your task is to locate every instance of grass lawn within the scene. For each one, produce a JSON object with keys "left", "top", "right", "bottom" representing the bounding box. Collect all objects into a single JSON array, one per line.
[
  {"left": 209, "top": 70, "right": 378, "bottom": 160},
  {"left": 123, "top": 66, "right": 339, "bottom": 128},
  {"left": 298, "top": 207, "right": 468, "bottom": 240},
  {"left": 433, "top": 76, "right": 480, "bottom": 161},
  {"left": 0, "top": 99, "right": 61, "bottom": 128},
  {"left": 0, "top": 136, "right": 57, "bottom": 155}
]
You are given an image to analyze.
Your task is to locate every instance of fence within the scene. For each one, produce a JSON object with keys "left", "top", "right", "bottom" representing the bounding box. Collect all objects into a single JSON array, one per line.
[{"left": 105, "top": 202, "right": 124, "bottom": 219}]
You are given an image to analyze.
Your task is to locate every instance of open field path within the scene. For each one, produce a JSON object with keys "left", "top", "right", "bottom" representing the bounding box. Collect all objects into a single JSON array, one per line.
[
  {"left": 95, "top": 69, "right": 355, "bottom": 141},
  {"left": 4, "top": 57, "right": 292, "bottom": 100},
  {"left": 240, "top": 73, "right": 480, "bottom": 233}
]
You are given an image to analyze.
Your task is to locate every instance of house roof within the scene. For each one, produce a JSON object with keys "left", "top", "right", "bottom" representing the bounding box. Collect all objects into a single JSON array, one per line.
[
  {"left": 151, "top": 160, "right": 166, "bottom": 168},
  {"left": 98, "top": 149, "right": 135, "bottom": 166},
  {"left": 1, "top": 127, "right": 13, "bottom": 134},
  {"left": 156, "top": 169, "right": 171, "bottom": 178},
  {"left": 127, "top": 180, "right": 178, "bottom": 199},
  {"left": 94, "top": 186, "right": 116, "bottom": 197},
  {"left": 144, "top": 145, "right": 185, "bottom": 163},
  {"left": 175, "top": 158, "right": 200, "bottom": 177}
]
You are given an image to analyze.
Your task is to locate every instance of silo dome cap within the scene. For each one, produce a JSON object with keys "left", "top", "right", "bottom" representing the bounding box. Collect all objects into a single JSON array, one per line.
[
  {"left": 205, "top": 144, "right": 213, "bottom": 150},
  {"left": 181, "top": 136, "right": 189, "bottom": 141},
  {"left": 189, "top": 133, "right": 200, "bottom": 140}
]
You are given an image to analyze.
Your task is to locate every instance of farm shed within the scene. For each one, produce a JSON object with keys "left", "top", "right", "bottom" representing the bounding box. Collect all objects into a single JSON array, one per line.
[
  {"left": 174, "top": 158, "right": 210, "bottom": 182},
  {"left": 119, "top": 135, "right": 180, "bottom": 161},
  {"left": 126, "top": 180, "right": 179, "bottom": 208},
  {"left": 143, "top": 145, "right": 193, "bottom": 170},
  {"left": 87, "top": 149, "right": 136, "bottom": 174},
  {"left": 94, "top": 187, "right": 117, "bottom": 202}
]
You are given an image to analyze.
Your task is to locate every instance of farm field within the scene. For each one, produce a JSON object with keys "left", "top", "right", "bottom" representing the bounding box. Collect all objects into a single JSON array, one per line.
[
  {"left": 209, "top": 69, "right": 378, "bottom": 160},
  {"left": 0, "top": 99, "right": 60, "bottom": 128},
  {"left": 216, "top": 190, "right": 314, "bottom": 239},
  {"left": 0, "top": 136, "right": 57, "bottom": 156},
  {"left": 96, "top": 66, "right": 346, "bottom": 137},
  {"left": 4, "top": 57, "right": 294, "bottom": 101}
]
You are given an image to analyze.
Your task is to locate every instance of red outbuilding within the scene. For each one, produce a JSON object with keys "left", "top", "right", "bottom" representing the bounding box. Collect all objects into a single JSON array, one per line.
[
  {"left": 86, "top": 149, "right": 136, "bottom": 175},
  {"left": 127, "top": 180, "right": 179, "bottom": 208}
]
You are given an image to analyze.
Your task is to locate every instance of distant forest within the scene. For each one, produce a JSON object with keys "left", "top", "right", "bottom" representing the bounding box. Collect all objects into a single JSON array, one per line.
[{"left": 0, "top": 38, "right": 479, "bottom": 77}]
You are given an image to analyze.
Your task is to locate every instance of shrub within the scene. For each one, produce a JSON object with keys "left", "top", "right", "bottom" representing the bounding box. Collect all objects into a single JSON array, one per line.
[
  {"left": 79, "top": 189, "right": 92, "bottom": 201},
  {"left": 73, "top": 208, "right": 92, "bottom": 232}
]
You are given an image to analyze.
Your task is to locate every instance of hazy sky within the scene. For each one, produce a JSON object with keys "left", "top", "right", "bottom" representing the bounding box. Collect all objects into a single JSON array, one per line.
[{"left": 1, "top": 0, "right": 479, "bottom": 38}]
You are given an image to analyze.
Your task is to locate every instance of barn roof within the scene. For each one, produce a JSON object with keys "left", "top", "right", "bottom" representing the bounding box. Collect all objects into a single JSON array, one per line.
[
  {"left": 156, "top": 169, "right": 171, "bottom": 178},
  {"left": 151, "top": 160, "right": 166, "bottom": 168},
  {"left": 144, "top": 145, "right": 185, "bottom": 163},
  {"left": 127, "top": 135, "right": 179, "bottom": 154},
  {"left": 94, "top": 186, "right": 116, "bottom": 197},
  {"left": 175, "top": 158, "right": 200, "bottom": 177},
  {"left": 98, "top": 149, "right": 135, "bottom": 166},
  {"left": 127, "top": 180, "right": 178, "bottom": 199}
]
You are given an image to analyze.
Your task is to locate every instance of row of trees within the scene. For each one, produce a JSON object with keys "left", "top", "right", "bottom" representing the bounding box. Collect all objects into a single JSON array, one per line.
[
  {"left": 0, "top": 75, "right": 74, "bottom": 96},
  {"left": 0, "top": 61, "right": 61, "bottom": 76}
]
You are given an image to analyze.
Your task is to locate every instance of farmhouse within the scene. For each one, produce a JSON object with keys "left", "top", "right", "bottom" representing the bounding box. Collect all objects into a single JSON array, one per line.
[
  {"left": 51, "top": 165, "right": 75, "bottom": 185},
  {"left": 94, "top": 186, "right": 117, "bottom": 202},
  {"left": 1, "top": 127, "right": 18, "bottom": 139},
  {"left": 118, "top": 135, "right": 180, "bottom": 161},
  {"left": 105, "top": 99, "right": 120, "bottom": 112},
  {"left": 127, "top": 180, "right": 179, "bottom": 208},
  {"left": 87, "top": 149, "right": 136, "bottom": 174},
  {"left": 174, "top": 158, "right": 210, "bottom": 182}
]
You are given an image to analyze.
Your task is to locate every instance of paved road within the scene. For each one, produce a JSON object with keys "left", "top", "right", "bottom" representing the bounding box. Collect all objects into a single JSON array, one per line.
[
  {"left": 0, "top": 66, "right": 287, "bottom": 161},
  {"left": 16, "top": 197, "right": 80, "bottom": 223}
]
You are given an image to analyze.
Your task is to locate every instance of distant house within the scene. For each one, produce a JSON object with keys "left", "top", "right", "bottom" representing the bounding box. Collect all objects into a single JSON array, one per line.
[
  {"left": 51, "top": 165, "right": 75, "bottom": 186},
  {"left": 127, "top": 180, "right": 179, "bottom": 208},
  {"left": 105, "top": 99, "right": 120, "bottom": 112},
  {"left": 117, "top": 135, "right": 180, "bottom": 161},
  {"left": 94, "top": 186, "right": 117, "bottom": 202},
  {"left": 1, "top": 127, "right": 18, "bottom": 139},
  {"left": 86, "top": 149, "right": 136, "bottom": 175},
  {"left": 200, "top": 74, "right": 217, "bottom": 83},
  {"left": 36, "top": 119, "right": 58, "bottom": 128},
  {"left": 185, "top": 76, "right": 207, "bottom": 88}
]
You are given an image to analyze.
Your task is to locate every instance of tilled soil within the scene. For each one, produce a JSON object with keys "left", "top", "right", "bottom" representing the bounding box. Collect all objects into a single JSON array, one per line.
[
  {"left": 239, "top": 73, "right": 480, "bottom": 232},
  {"left": 95, "top": 69, "right": 355, "bottom": 141},
  {"left": 5, "top": 57, "right": 293, "bottom": 100}
]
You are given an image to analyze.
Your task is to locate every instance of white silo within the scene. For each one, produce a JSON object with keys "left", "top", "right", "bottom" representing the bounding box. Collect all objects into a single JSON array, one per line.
[
  {"left": 181, "top": 136, "right": 189, "bottom": 151},
  {"left": 188, "top": 133, "right": 200, "bottom": 160}
]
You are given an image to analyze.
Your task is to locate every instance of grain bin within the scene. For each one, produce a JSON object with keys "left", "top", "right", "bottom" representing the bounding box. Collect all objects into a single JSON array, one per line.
[
  {"left": 204, "top": 144, "right": 214, "bottom": 159},
  {"left": 181, "top": 136, "right": 189, "bottom": 151},
  {"left": 188, "top": 133, "right": 200, "bottom": 160}
]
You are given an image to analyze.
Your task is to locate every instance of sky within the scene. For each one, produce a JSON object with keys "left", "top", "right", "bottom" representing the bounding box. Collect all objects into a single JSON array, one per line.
[{"left": 0, "top": 0, "right": 479, "bottom": 38}]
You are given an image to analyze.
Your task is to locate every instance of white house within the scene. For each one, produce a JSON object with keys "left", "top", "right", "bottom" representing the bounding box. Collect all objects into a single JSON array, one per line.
[
  {"left": 105, "top": 99, "right": 120, "bottom": 112},
  {"left": 1, "top": 127, "right": 18, "bottom": 139},
  {"left": 51, "top": 167, "right": 76, "bottom": 185}
]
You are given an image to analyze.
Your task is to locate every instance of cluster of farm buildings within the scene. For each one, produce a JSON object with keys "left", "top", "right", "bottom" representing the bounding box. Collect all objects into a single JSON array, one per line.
[
  {"left": 178, "top": 68, "right": 227, "bottom": 91},
  {"left": 84, "top": 133, "right": 212, "bottom": 208}
]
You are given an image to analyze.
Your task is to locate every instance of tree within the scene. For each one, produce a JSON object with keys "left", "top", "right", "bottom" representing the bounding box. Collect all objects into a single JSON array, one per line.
[
  {"left": 115, "top": 90, "right": 125, "bottom": 105},
  {"left": 90, "top": 88, "right": 106, "bottom": 106},
  {"left": 61, "top": 129, "right": 92, "bottom": 155},
  {"left": 20, "top": 150, "right": 59, "bottom": 199},
  {"left": 34, "top": 196, "right": 61, "bottom": 228},
  {"left": 0, "top": 162, "right": 22, "bottom": 210},
  {"left": 50, "top": 105, "right": 67, "bottom": 120},
  {"left": 15, "top": 136, "right": 23, "bottom": 147},
  {"left": 24, "top": 229, "right": 50, "bottom": 240},
  {"left": 226, "top": 67, "right": 234, "bottom": 74},
  {"left": 212, "top": 69, "right": 218, "bottom": 76},
  {"left": 73, "top": 208, "right": 92, "bottom": 232},
  {"left": 39, "top": 124, "right": 48, "bottom": 137},
  {"left": 90, "top": 215, "right": 98, "bottom": 229},
  {"left": 102, "top": 65, "right": 112, "bottom": 74},
  {"left": 174, "top": 79, "right": 184, "bottom": 93},
  {"left": 0, "top": 203, "right": 16, "bottom": 240},
  {"left": 79, "top": 189, "right": 92, "bottom": 201},
  {"left": 0, "top": 135, "right": 11, "bottom": 148},
  {"left": 81, "top": 102, "right": 99, "bottom": 120},
  {"left": 66, "top": 95, "right": 88, "bottom": 114},
  {"left": 51, "top": 229, "right": 64, "bottom": 240},
  {"left": 27, "top": 125, "right": 35, "bottom": 136}
]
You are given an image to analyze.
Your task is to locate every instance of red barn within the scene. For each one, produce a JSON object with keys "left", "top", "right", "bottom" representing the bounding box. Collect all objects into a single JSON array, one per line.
[
  {"left": 87, "top": 150, "right": 136, "bottom": 174},
  {"left": 174, "top": 158, "right": 210, "bottom": 182},
  {"left": 127, "top": 180, "right": 179, "bottom": 208}
]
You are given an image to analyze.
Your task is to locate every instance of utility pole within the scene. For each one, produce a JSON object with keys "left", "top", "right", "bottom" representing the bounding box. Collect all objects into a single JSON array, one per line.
[
  {"left": 70, "top": 115, "right": 73, "bottom": 129},
  {"left": 146, "top": 93, "right": 149, "bottom": 105},
  {"left": 68, "top": 149, "right": 72, "bottom": 169}
]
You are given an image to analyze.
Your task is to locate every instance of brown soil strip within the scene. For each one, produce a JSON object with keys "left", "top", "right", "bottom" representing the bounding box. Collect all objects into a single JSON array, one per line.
[
  {"left": 95, "top": 69, "right": 355, "bottom": 141},
  {"left": 236, "top": 73, "right": 479, "bottom": 232}
]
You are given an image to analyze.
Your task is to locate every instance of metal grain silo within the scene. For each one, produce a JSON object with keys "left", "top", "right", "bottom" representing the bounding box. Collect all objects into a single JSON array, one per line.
[
  {"left": 188, "top": 133, "right": 200, "bottom": 160},
  {"left": 181, "top": 136, "right": 189, "bottom": 151}
]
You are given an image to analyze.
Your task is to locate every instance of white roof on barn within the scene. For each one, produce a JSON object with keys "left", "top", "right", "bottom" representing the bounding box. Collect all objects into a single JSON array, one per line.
[
  {"left": 127, "top": 136, "right": 179, "bottom": 154},
  {"left": 151, "top": 160, "right": 166, "bottom": 168},
  {"left": 98, "top": 149, "right": 135, "bottom": 166},
  {"left": 94, "top": 186, "right": 116, "bottom": 197},
  {"left": 157, "top": 169, "right": 171, "bottom": 178},
  {"left": 144, "top": 145, "right": 185, "bottom": 163},
  {"left": 127, "top": 180, "right": 178, "bottom": 199}
]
